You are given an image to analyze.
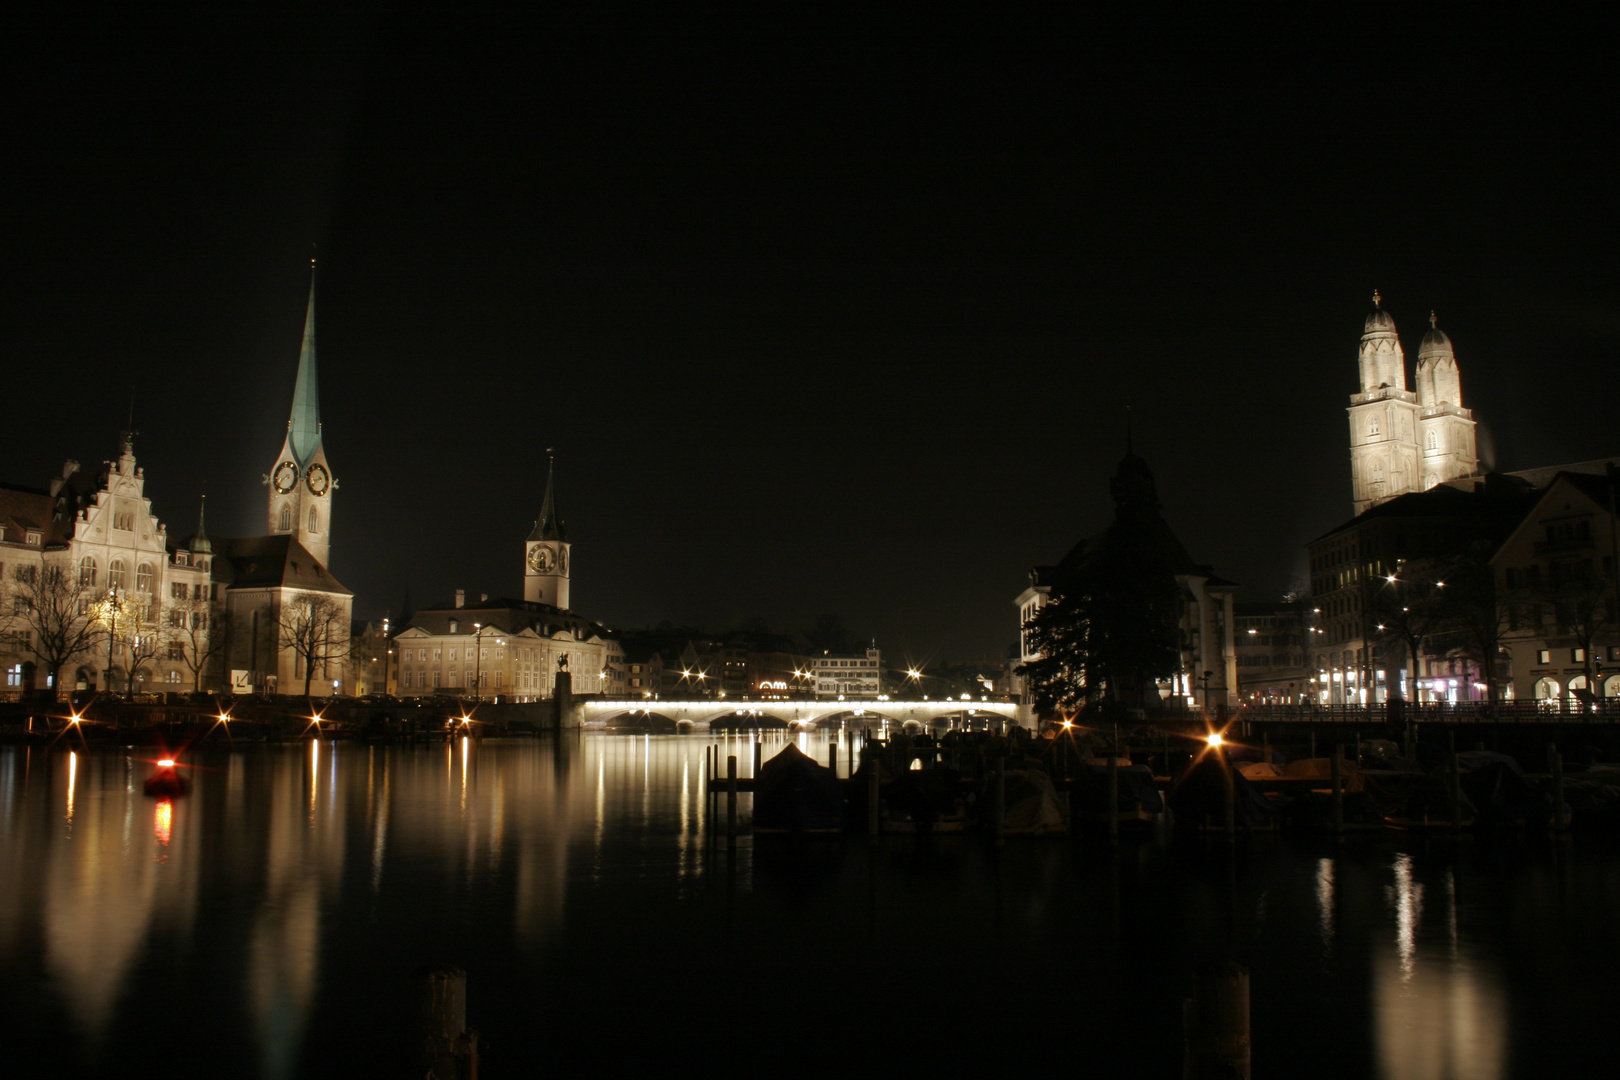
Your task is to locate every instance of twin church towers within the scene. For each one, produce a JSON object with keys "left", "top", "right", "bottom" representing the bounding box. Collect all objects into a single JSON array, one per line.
[{"left": 1346, "top": 291, "right": 1479, "bottom": 514}]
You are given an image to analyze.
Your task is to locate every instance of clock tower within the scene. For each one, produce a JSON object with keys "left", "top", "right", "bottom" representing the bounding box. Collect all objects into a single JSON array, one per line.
[
  {"left": 266, "top": 263, "right": 335, "bottom": 567},
  {"left": 524, "top": 453, "right": 570, "bottom": 609}
]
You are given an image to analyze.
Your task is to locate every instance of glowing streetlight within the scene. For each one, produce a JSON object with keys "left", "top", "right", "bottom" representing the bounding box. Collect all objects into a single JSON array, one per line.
[{"left": 1206, "top": 732, "right": 1224, "bottom": 748}]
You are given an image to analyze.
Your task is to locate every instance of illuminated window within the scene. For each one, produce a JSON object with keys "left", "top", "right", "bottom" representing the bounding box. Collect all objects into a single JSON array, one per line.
[
  {"left": 1538, "top": 650, "right": 1551, "bottom": 665},
  {"left": 80, "top": 556, "right": 97, "bottom": 587}
]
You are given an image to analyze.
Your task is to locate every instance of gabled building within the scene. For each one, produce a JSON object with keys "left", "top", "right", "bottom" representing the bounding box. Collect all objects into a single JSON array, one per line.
[{"left": 1491, "top": 470, "right": 1620, "bottom": 704}]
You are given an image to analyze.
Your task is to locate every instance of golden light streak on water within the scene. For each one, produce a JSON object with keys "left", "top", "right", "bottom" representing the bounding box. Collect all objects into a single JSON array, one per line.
[
  {"left": 1390, "top": 853, "right": 1423, "bottom": 981},
  {"left": 1316, "top": 857, "right": 1335, "bottom": 954},
  {"left": 460, "top": 736, "right": 469, "bottom": 813},
  {"left": 66, "top": 752, "right": 76, "bottom": 834},
  {"left": 153, "top": 798, "right": 172, "bottom": 848},
  {"left": 308, "top": 739, "right": 319, "bottom": 823}
]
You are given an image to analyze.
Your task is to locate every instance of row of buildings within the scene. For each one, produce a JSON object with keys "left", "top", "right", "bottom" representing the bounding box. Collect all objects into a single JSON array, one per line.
[{"left": 1015, "top": 294, "right": 1618, "bottom": 713}]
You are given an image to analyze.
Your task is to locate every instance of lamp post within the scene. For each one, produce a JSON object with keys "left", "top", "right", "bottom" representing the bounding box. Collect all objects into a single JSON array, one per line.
[
  {"left": 471, "top": 623, "right": 483, "bottom": 702},
  {"left": 103, "top": 586, "right": 122, "bottom": 694}
]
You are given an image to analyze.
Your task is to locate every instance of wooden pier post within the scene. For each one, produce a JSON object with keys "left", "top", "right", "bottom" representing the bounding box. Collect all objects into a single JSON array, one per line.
[
  {"left": 1221, "top": 744, "right": 1235, "bottom": 839},
  {"left": 1330, "top": 745, "right": 1344, "bottom": 839},
  {"left": 828, "top": 742, "right": 838, "bottom": 776},
  {"left": 1550, "top": 742, "right": 1567, "bottom": 832},
  {"left": 727, "top": 755, "right": 738, "bottom": 843},
  {"left": 992, "top": 758, "right": 1006, "bottom": 846},
  {"left": 1448, "top": 731, "right": 1462, "bottom": 833},
  {"left": 414, "top": 966, "right": 478, "bottom": 1080},
  {"left": 867, "top": 757, "right": 881, "bottom": 843},
  {"left": 1183, "top": 961, "right": 1250, "bottom": 1079},
  {"left": 1108, "top": 742, "right": 1120, "bottom": 843}
]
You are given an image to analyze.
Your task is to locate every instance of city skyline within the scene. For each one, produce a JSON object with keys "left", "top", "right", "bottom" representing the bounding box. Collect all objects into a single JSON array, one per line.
[{"left": 6, "top": 9, "right": 1616, "bottom": 659}]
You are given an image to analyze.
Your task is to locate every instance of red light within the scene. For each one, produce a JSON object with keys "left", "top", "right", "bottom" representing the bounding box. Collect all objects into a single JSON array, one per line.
[{"left": 157, "top": 759, "right": 176, "bottom": 768}]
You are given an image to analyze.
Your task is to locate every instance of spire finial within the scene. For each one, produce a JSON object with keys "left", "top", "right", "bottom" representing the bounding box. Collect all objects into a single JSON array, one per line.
[
  {"left": 1429, "top": 310, "right": 1437, "bottom": 329},
  {"left": 120, "top": 395, "right": 138, "bottom": 453},
  {"left": 1372, "top": 289, "right": 1382, "bottom": 309}
]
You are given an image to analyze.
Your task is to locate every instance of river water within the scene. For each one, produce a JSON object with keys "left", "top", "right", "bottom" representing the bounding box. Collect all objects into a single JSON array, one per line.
[{"left": 1, "top": 732, "right": 1613, "bottom": 1077}]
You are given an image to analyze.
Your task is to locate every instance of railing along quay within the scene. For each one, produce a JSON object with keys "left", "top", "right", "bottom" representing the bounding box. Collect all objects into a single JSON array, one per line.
[{"left": 1145, "top": 701, "right": 1620, "bottom": 724}]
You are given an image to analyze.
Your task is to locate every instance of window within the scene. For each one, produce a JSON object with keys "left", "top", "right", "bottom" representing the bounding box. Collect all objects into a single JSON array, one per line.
[
  {"left": 279, "top": 505, "right": 292, "bottom": 531},
  {"left": 1574, "top": 648, "right": 1587, "bottom": 663},
  {"left": 1426, "top": 431, "right": 1438, "bottom": 451},
  {"left": 192, "top": 612, "right": 206, "bottom": 629},
  {"left": 169, "top": 610, "right": 183, "bottom": 628},
  {"left": 432, "top": 649, "right": 442, "bottom": 662},
  {"left": 80, "top": 556, "right": 97, "bottom": 587},
  {"left": 136, "top": 563, "right": 154, "bottom": 593},
  {"left": 1538, "top": 650, "right": 1552, "bottom": 665},
  {"left": 309, "top": 507, "right": 319, "bottom": 533},
  {"left": 171, "top": 582, "right": 186, "bottom": 599},
  {"left": 449, "top": 649, "right": 458, "bottom": 662},
  {"left": 108, "top": 559, "right": 127, "bottom": 590},
  {"left": 14, "top": 565, "right": 36, "bottom": 585}
]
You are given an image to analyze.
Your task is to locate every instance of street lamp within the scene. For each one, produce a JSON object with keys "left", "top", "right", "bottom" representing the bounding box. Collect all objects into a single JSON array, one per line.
[{"left": 471, "top": 623, "right": 483, "bottom": 701}]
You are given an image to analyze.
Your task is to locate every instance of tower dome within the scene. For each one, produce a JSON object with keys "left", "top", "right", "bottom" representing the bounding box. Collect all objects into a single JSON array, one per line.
[
  {"left": 1418, "top": 310, "right": 1453, "bottom": 357},
  {"left": 1363, "top": 289, "right": 1398, "bottom": 335}
]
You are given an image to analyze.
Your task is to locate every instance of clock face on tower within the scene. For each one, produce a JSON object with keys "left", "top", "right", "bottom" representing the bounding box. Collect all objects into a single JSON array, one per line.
[
  {"left": 272, "top": 461, "right": 299, "bottom": 493},
  {"left": 306, "top": 463, "right": 330, "bottom": 496},
  {"left": 528, "top": 545, "right": 555, "bottom": 573}
]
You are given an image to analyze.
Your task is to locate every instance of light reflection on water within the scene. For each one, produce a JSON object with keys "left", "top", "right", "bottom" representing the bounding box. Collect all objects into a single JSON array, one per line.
[
  {"left": 1375, "top": 853, "right": 1506, "bottom": 1079},
  {"left": 0, "top": 735, "right": 1602, "bottom": 1078}
]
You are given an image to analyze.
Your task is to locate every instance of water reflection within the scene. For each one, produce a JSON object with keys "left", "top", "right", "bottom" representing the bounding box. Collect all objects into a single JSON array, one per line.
[
  {"left": 0, "top": 734, "right": 1582, "bottom": 1078},
  {"left": 1374, "top": 853, "right": 1506, "bottom": 1080}
]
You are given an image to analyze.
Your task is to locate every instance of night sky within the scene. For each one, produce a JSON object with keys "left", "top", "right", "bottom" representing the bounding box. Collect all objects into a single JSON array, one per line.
[{"left": 7, "top": 9, "right": 1617, "bottom": 661}]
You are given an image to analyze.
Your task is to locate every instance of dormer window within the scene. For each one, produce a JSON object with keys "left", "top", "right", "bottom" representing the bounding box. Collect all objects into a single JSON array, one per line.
[{"left": 25, "top": 531, "right": 40, "bottom": 546}]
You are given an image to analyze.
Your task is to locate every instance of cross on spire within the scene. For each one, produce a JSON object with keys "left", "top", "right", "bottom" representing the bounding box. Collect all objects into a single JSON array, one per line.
[
  {"left": 1372, "top": 289, "right": 1382, "bottom": 309},
  {"left": 1430, "top": 310, "right": 1438, "bottom": 329}
]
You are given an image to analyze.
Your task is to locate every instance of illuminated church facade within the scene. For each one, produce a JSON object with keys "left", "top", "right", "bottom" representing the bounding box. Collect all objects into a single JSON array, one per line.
[{"left": 1347, "top": 291, "right": 1479, "bottom": 515}]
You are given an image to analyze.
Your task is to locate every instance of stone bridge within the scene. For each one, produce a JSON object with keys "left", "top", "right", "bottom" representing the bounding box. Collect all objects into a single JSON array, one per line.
[{"left": 579, "top": 697, "right": 1028, "bottom": 729}]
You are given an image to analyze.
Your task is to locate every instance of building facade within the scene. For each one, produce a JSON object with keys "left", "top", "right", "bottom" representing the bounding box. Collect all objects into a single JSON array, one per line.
[{"left": 814, "top": 648, "right": 883, "bottom": 700}]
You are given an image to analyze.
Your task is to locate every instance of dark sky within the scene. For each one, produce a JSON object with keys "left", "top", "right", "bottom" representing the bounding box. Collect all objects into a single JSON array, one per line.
[{"left": 6, "top": 9, "right": 1617, "bottom": 662}]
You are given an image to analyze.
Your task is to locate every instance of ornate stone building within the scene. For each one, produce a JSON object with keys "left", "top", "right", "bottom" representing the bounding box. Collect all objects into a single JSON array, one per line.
[
  {"left": 0, "top": 267, "right": 354, "bottom": 697},
  {"left": 1348, "top": 292, "right": 1479, "bottom": 515}
]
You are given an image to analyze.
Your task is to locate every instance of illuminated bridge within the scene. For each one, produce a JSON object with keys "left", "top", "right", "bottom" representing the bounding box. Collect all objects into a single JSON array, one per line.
[{"left": 579, "top": 698, "right": 1027, "bottom": 729}]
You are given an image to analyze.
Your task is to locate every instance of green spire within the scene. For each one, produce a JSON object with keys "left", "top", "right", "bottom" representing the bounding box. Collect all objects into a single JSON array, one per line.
[
  {"left": 287, "top": 264, "right": 321, "bottom": 466},
  {"left": 193, "top": 495, "right": 212, "bottom": 554},
  {"left": 528, "top": 451, "right": 565, "bottom": 541}
]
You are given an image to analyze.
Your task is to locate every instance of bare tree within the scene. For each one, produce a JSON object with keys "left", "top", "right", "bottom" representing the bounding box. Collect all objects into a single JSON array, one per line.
[
  {"left": 5, "top": 564, "right": 104, "bottom": 701},
  {"left": 1369, "top": 559, "right": 1449, "bottom": 704},
  {"left": 277, "top": 593, "right": 349, "bottom": 699},
  {"left": 1535, "top": 565, "right": 1617, "bottom": 702},
  {"left": 1431, "top": 547, "right": 1515, "bottom": 706},
  {"left": 169, "top": 597, "right": 224, "bottom": 692}
]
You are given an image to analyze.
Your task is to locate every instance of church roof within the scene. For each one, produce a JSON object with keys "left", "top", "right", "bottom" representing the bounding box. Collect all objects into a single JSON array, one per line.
[
  {"left": 285, "top": 272, "right": 322, "bottom": 468},
  {"left": 215, "top": 534, "right": 351, "bottom": 595}
]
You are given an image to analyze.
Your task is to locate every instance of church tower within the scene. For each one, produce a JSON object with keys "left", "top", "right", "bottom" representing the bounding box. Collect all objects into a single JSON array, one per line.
[
  {"left": 266, "top": 263, "right": 335, "bottom": 567},
  {"left": 1347, "top": 291, "right": 1423, "bottom": 515},
  {"left": 523, "top": 453, "right": 570, "bottom": 609},
  {"left": 1414, "top": 312, "right": 1478, "bottom": 491}
]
